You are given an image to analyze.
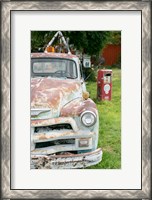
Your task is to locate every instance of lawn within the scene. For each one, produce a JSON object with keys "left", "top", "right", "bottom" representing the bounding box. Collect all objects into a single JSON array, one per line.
[{"left": 86, "top": 68, "right": 121, "bottom": 169}]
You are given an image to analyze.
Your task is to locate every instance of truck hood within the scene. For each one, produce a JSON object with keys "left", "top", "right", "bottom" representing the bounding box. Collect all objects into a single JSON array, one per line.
[{"left": 31, "top": 77, "right": 82, "bottom": 118}]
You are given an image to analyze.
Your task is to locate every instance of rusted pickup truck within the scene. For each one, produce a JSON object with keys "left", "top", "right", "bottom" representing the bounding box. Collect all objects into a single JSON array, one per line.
[{"left": 31, "top": 52, "right": 102, "bottom": 169}]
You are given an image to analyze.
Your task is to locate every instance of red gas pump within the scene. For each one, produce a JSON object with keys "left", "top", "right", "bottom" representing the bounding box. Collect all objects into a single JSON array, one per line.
[{"left": 97, "top": 69, "right": 112, "bottom": 101}]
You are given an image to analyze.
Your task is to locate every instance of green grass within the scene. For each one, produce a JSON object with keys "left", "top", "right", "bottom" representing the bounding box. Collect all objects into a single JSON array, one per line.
[{"left": 86, "top": 68, "right": 121, "bottom": 169}]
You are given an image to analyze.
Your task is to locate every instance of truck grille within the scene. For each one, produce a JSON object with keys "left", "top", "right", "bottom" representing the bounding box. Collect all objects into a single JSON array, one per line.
[
  {"left": 34, "top": 123, "right": 72, "bottom": 133},
  {"left": 36, "top": 138, "right": 75, "bottom": 148}
]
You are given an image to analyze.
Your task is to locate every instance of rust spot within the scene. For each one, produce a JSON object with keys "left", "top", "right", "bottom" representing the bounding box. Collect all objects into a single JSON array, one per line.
[
  {"left": 35, "top": 131, "right": 76, "bottom": 141},
  {"left": 38, "top": 134, "right": 47, "bottom": 140},
  {"left": 31, "top": 52, "right": 78, "bottom": 59},
  {"left": 32, "top": 117, "right": 70, "bottom": 126},
  {"left": 31, "top": 148, "right": 102, "bottom": 169},
  {"left": 31, "top": 78, "right": 81, "bottom": 109},
  {"left": 60, "top": 98, "right": 97, "bottom": 117}
]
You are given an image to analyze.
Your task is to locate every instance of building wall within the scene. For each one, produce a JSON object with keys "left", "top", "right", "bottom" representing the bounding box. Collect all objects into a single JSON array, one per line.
[{"left": 102, "top": 44, "right": 121, "bottom": 66}]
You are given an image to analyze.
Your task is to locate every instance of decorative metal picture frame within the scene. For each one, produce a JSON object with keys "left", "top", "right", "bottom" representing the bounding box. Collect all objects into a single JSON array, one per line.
[{"left": 1, "top": 0, "right": 151, "bottom": 199}]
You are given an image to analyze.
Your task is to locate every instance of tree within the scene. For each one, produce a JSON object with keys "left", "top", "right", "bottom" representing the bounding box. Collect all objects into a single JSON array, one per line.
[
  {"left": 31, "top": 31, "right": 57, "bottom": 52},
  {"left": 101, "top": 31, "right": 121, "bottom": 46},
  {"left": 31, "top": 31, "right": 121, "bottom": 56},
  {"left": 63, "top": 31, "right": 106, "bottom": 55}
]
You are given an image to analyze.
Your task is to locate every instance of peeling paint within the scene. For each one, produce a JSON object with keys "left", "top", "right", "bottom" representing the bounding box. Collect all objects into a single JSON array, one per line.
[
  {"left": 31, "top": 78, "right": 82, "bottom": 118},
  {"left": 61, "top": 98, "right": 98, "bottom": 117},
  {"left": 31, "top": 148, "right": 102, "bottom": 169},
  {"left": 33, "top": 129, "right": 95, "bottom": 143},
  {"left": 31, "top": 52, "right": 78, "bottom": 59}
]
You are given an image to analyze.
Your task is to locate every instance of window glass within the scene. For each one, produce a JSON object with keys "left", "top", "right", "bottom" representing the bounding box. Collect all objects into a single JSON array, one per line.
[{"left": 32, "top": 58, "right": 77, "bottom": 79}]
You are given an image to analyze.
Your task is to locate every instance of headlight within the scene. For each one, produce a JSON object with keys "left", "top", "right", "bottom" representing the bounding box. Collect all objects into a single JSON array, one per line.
[{"left": 80, "top": 111, "right": 97, "bottom": 127}]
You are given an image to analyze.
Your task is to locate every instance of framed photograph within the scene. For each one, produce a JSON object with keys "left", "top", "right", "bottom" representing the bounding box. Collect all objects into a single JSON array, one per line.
[{"left": 1, "top": 0, "right": 151, "bottom": 199}]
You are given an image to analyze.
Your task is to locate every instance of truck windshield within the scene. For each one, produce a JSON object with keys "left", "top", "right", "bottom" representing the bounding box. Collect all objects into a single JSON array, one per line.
[{"left": 31, "top": 58, "right": 77, "bottom": 79}]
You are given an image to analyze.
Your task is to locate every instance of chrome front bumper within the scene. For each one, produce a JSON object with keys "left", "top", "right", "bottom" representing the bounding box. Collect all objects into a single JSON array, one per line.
[{"left": 31, "top": 148, "right": 102, "bottom": 169}]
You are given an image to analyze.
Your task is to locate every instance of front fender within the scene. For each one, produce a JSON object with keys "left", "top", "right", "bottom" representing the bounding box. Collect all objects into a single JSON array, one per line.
[{"left": 60, "top": 97, "right": 98, "bottom": 117}]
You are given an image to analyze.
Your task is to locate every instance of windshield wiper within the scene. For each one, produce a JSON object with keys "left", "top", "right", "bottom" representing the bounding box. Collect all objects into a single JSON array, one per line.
[{"left": 66, "top": 76, "right": 76, "bottom": 79}]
